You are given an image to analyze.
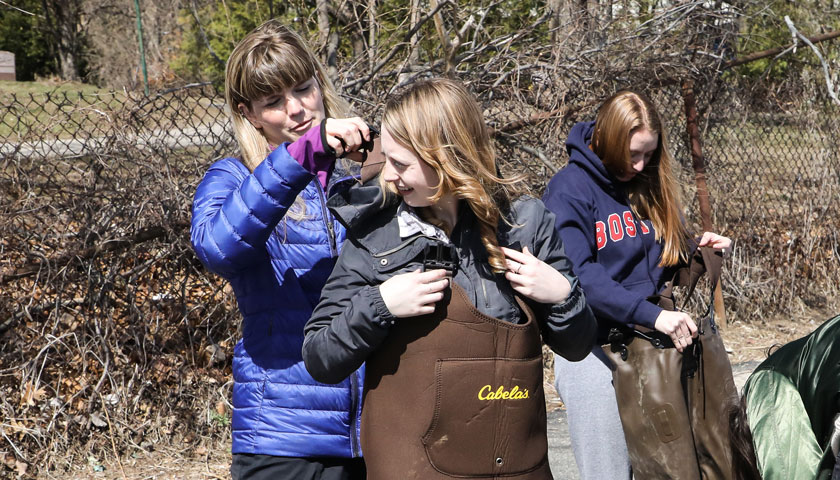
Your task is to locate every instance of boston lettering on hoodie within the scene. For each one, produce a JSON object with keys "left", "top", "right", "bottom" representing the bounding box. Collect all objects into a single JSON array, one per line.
[{"left": 543, "top": 120, "right": 671, "bottom": 341}]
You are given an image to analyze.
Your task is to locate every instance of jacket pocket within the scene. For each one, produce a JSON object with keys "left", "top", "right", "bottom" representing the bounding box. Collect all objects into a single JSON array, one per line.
[{"left": 422, "top": 356, "right": 546, "bottom": 477}]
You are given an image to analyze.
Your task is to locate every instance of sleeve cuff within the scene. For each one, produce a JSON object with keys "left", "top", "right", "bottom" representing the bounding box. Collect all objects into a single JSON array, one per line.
[
  {"left": 286, "top": 125, "right": 336, "bottom": 181},
  {"left": 367, "top": 286, "right": 397, "bottom": 328},
  {"left": 551, "top": 281, "right": 584, "bottom": 316},
  {"left": 631, "top": 299, "right": 662, "bottom": 329}
]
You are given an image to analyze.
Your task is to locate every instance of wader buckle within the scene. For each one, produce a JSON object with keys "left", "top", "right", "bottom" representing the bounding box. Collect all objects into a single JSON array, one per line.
[
  {"left": 422, "top": 244, "right": 458, "bottom": 275},
  {"left": 607, "top": 328, "right": 629, "bottom": 361}
]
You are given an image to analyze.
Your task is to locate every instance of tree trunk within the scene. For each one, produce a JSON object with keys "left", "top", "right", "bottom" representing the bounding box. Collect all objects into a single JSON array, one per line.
[
  {"left": 548, "top": 0, "right": 562, "bottom": 43},
  {"left": 316, "top": 0, "right": 338, "bottom": 80},
  {"left": 399, "top": 0, "right": 421, "bottom": 83},
  {"left": 367, "top": 0, "right": 377, "bottom": 69},
  {"left": 41, "top": 0, "right": 82, "bottom": 81},
  {"left": 333, "top": 1, "right": 366, "bottom": 62},
  {"left": 429, "top": 0, "right": 453, "bottom": 74},
  {"left": 316, "top": 0, "right": 331, "bottom": 53}
]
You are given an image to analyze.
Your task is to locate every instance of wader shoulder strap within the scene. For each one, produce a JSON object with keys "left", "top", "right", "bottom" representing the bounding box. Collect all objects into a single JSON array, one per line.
[{"left": 661, "top": 246, "right": 723, "bottom": 312}]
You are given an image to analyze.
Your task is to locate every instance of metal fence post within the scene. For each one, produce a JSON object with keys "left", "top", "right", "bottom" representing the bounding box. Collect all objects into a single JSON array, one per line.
[
  {"left": 133, "top": 0, "right": 149, "bottom": 95},
  {"left": 681, "top": 79, "right": 727, "bottom": 328}
]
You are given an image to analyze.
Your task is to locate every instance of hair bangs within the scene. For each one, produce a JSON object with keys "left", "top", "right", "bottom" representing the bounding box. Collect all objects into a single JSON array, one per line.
[{"left": 239, "top": 43, "right": 315, "bottom": 104}]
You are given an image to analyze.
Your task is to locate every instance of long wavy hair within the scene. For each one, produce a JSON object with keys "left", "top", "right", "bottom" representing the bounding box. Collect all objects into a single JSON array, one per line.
[
  {"left": 380, "top": 78, "right": 524, "bottom": 273},
  {"left": 224, "top": 19, "right": 351, "bottom": 172},
  {"left": 591, "top": 90, "right": 689, "bottom": 266},
  {"left": 728, "top": 394, "right": 762, "bottom": 480}
]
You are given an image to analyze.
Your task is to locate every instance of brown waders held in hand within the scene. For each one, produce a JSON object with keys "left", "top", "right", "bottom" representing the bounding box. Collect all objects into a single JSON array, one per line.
[
  {"left": 361, "top": 283, "right": 552, "bottom": 480},
  {"left": 603, "top": 247, "right": 738, "bottom": 479}
]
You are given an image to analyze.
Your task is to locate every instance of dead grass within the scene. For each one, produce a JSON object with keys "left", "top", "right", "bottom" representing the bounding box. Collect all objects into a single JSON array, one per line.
[
  {"left": 40, "top": 443, "right": 231, "bottom": 480},
  {"left": 720, "top": 309, "right": 829, "bottom": 365}
]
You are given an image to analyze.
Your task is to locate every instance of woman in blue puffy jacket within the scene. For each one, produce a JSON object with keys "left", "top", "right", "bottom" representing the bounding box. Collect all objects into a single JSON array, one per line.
[{"left": 190, "top": 19, "right": 374, "bottom": 480}]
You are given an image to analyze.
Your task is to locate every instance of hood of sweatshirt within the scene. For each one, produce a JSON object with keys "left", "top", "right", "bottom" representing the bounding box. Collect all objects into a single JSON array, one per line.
[{"left": 565, "top": 121, "right": 626, "bottom": 200}]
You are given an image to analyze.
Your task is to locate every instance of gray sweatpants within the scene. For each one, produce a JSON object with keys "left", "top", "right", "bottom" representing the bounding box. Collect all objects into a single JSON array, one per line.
[{"left": 554, "top": 348, "right": 632, "bottom": 480}]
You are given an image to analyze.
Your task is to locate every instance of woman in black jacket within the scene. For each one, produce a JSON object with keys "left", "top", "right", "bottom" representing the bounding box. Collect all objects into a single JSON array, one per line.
[{"left": 303, "top": 78, "right": 595, "bottom": 479}]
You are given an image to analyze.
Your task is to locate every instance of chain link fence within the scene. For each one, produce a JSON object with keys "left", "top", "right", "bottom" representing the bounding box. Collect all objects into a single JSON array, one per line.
[
  {"left": 501, "top": 81, "right": 840, "bottom": 319},
  {"left": 699, "top": 84, "right": 840, "bottom": 317},
  {"left": 0, "top": 84, "right": 238, "bottom": 473},
  {"left": 1, "top": 78, "right": 838, "bottom": 473}
]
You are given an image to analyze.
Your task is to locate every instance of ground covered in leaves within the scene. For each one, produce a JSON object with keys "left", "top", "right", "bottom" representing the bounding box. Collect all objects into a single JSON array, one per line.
[{"left": 16, "top": 309, "right": 828, "bottom": 480}]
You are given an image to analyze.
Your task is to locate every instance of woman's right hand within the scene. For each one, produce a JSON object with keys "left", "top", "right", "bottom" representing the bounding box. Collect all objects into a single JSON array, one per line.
[
  {"left": 323, "top": 117, "right": 374, "bottom": 161},
  {"left": 654, "top": 310, "right": 697, "bottom": 352},
  {"left": 379, "top": 269, "right": 449, "bottom": 318}
]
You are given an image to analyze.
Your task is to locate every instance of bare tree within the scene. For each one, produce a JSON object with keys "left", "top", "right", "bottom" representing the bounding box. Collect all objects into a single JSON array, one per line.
[
  {"left": 332, "top": 1, "right": 367, "bottom": 65},
  {"left": 316, "top": 0, "right": 339, "bottom": 79},
  {"left": 84, "top": 0, "right": 186, "bottom": 88},
  {"left": 41, "top": 0, "right": 84, "bottom": 81},
  {"left": 398, "top": 0, "right": 423, "bottom": 83}
]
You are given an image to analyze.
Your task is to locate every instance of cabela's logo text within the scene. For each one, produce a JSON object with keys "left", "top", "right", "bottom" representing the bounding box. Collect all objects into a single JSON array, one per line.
[{"left": 477, "top": 385, "right": 529, "bottom": 400}]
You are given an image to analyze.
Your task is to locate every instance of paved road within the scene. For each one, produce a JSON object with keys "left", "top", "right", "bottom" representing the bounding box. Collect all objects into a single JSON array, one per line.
[
  {"left": 546, "top": 360, "right": 762, "bottom": 479},
  {"left": 0, "top": 122, "right": 230, "bottom": 160}
]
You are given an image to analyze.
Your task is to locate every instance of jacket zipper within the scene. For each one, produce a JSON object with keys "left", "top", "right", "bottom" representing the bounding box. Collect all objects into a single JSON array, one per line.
[
  {"left": 316, "top": 182, "right": 338, "bottom": 257},
  {"left": 320, "top": 181, "right": 360, "bottom": 454},
  {"left": 350, "top": 370, "right": 362, "bottom": 456}
]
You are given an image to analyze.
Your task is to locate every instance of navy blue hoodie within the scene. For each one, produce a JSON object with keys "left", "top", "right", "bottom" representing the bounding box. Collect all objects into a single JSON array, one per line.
[{"left": 543, "top": 121, "right": 668, "bottom": 341}]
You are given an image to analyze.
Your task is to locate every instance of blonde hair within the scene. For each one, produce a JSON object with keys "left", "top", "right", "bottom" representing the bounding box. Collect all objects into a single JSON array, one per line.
[
  {"left": 380, "top": 78, "right": 523, "bottom": 273},
  {"left": 591, "top": 90, "right": 689, "bottom": 266},
  {"left": 225, "top": 19, "right": 351, "bottom": 171}
]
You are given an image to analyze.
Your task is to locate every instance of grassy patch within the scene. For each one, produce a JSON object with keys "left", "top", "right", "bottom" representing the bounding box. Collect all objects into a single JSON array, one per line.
[
  {"left": 703, "top": 117, "right": 839, "bottom": 219},
  {"left": 0, "top": 79, "right": 106, "bottom": 97},
  {"left": 0, "top": 80, "right": 228, "bottom": 143},
  {"left": 0, "top": 81, "right": 128, "bottom": 141}
]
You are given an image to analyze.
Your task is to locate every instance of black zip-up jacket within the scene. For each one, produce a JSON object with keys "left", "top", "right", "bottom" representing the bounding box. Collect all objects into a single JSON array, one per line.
[{"left": 302, "top": 183, "right": 596, "bottom": 384}]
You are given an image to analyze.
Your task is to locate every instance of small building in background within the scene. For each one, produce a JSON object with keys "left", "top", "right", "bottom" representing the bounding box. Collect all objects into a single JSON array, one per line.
[{"left": 0, "top": 51, "right": 15, "bottom": 81}]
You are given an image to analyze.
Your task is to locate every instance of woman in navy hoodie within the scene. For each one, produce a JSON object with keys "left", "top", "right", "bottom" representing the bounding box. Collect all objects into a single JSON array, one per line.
[
  {"left": 190, "top": 20, "right": 374, "bottom": 480},
  {"left": 542, "top": 90, "right": 731, "bottom": 480}
]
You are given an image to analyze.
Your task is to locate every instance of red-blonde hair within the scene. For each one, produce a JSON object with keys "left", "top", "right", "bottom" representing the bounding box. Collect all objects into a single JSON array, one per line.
[
  {"left": 380, "top": 78, "right": 524, "bottom": 273},
  {"left": 592, "top": 90, "right": 689, "bottom": 266}
]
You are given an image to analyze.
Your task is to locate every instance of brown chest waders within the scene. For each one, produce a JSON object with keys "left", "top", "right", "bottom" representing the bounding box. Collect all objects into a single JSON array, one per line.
[
  {"left": 602, "top": 247, "right": 738, "bottom": 479},
  {"left": 361, "top": 283, "right": 552, "bottom": 480}
]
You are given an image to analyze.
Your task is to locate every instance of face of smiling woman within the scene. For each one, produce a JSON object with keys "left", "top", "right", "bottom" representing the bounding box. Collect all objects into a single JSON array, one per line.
[
  {"left": 380, "top": 125, "right": 443, "bottom": 208},
  {"left": 241, "top": 77, "right": 326, "bottom": 146}
]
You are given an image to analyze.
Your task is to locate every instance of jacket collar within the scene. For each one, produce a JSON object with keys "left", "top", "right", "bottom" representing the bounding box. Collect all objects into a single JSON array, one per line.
[
  {"left": 396, "top": 203, "right": 450, "bottom": 242},
  {"left": 327, "top": 182, "right": 409, "bottom": 256},
  {"left": 328, "top": 183, "right": 490, "bottom": 259}
]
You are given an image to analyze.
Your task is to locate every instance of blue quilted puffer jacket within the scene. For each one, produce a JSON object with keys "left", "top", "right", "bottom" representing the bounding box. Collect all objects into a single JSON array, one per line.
[{"left": 190, "top": 144, "right": 363, "bottom": 458}]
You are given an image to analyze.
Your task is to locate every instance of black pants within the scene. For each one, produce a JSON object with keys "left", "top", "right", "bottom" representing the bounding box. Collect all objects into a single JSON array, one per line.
[{"left": 231, "top": 454, "right": 366, "bottom": 480}]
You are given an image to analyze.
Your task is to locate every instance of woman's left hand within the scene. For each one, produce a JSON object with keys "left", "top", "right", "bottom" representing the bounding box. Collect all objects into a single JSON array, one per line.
[
  {"left": 502, "top": 246, "right": 572, "bottom": 304},
  {"left": 698, "top": 231, "right": 732, "bottom": 251},
  {"left": 322, "top": 117, "right": 373, "bottom": 160}
]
